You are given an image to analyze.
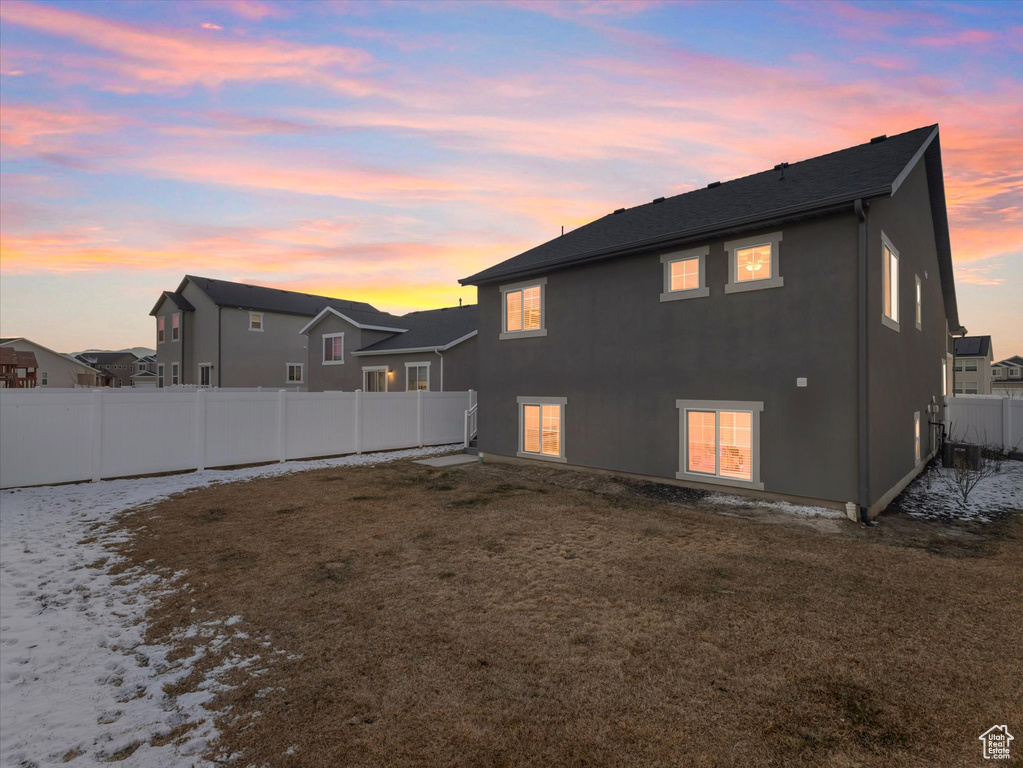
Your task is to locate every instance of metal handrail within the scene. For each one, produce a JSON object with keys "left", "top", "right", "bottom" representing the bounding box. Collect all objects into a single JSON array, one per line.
[{"left": 464, "top": 402, "right": 478, "bottom": 448}]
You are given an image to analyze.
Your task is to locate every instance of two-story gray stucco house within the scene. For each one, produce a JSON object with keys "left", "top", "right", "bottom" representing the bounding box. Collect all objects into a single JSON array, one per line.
[
  {"left": 300, "top": 303, "right": 477, "bottom": 392},
  {"left": 460, "top": 125, "right": 962, "bottom": 520},
  {"left": 151, "top": 275, "right": 477, "bottom": 391}
]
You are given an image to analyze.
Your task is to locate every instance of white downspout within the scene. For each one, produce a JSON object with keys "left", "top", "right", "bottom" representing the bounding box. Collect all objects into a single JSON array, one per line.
[{"left": 434, "top": 349, "right": 444, "bottom": 391}]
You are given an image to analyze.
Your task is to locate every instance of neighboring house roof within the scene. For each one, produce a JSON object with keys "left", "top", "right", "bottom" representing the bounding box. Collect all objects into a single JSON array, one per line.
[
  {"left": 954, "top": 336, "right": 992, "bottom": 357},
  {"left": 74, "top": 351, "right": 134, "bottom": 366},
  {"left": 0, "top": 338, "right": 16, "bottom": 345},
  {"left": 0, "top": 337, "right": 103, "bottom": 373},
  {"left": 460, "top": 125, "right": 959, "bottom": 328},
  {"left": 152, "top": 275, "right": 380, "bottom": 318},
  {"left": 0, "top": 347, "right": 38, "bottom": 367},
  {"left": 354, "top": 305, "right": 478, "bottom": 354},
  {"left": 130, "top": 370, "right": 157, "bottom": 378},
  {"left": 299, "top": 305, "right": 410, "bottom": 335}
]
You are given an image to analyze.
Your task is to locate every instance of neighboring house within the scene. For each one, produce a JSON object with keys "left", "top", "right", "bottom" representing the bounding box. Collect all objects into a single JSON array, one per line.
[
  {"left": 992, "top": 355, "right": 1023, "bottom": 396},
  {"left": 0, "top": 347, "right": 37, "bottom": 388},
  {"left": 151, "top": 276, "right": 387, "bottom": 389},
  {"left": 0, "top": 337, "right": 102, "bottom": 388},
  {"left": 74, "top": 351, "right": 140, "bottom": 388},
  {"left": 952, "top": 336, "right": 993, "bottom": 394},
  {"left": 460, "top": 125, "right": 961, "bottom": 519},
  {"left": 130, "top": 355, "right": 158, "bottom": 388},
  {"left": 301, "top": 304, "right": 477, "bottom": 392}
]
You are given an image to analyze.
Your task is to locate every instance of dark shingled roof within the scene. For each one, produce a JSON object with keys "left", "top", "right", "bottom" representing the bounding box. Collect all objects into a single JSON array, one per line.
[
  {"left": 159, "top": 291, "right": 194, "bottom": 312},
  {"left": 75, "top": 351, "right": 135, "bottom": 366},
  {"left": 954, "top": 336, "right": 992, "bottom": 357},
  {"left": 151, "top": 276, "right": 380, "bottom": 318},
  {"left": 356, "top": 305, "right": 478, "bottom": 353},
  {"left": 461, "top": 125, "right": 941, "bottom": 282}
]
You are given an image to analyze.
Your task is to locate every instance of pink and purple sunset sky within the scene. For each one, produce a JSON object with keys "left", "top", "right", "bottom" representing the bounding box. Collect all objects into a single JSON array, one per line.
[{"left": 1, "top": 0, "right": 1020, "bottom": 356}]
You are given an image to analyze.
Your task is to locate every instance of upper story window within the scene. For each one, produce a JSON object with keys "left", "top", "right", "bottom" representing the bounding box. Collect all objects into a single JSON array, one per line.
[
  {"left": 965, "top": 360, "right": 978, "bottom": 372},
  {"left": 500, "top": 278, "right": 547, "bottom": 340},
  {"left": 322, "top": 333, "right": 344, "bottom": 364},
  {"left": 882, "top": 233, "right": 900, "bottom": 331},
  {"left": 1010, "top": 367, "right": 1022, "bottom": 377},
  {"left": 993, "top": 368, "right": 1003, "bottom": 378},
  {"left": 249, "top": 312, "right": 264, "bottom": 332},
  {"left": 171, "top": 312, "right": 180, "bottom": 341},
  {"left": 157, "top": 316, "right": 165, "bottom": 344},
  {"left": 724, "top": 232, "right": 783, "bottom": 294},
  {"left": 660, "top": 246, "right": 709, "bottom": 302},
  {"left": 953, "top": 359, "right": 963, "bottom": 372},
  {"left": 914, "top": 275, "right": 922, "bottom": 330},
  {"left": 517, "top": 396, "right": 566, "bottom": 462}
]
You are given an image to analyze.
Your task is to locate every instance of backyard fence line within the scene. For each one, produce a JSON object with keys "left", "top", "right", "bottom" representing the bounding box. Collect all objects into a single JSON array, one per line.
[
  {"left": 944, "top": 395, "right": 1023, "bottom": 452},
  {"left": 0, "top": 388, "right": 475, "bottom": 489}
]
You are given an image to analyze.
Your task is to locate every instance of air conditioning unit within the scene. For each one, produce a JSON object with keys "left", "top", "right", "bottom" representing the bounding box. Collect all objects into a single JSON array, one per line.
[{"left": 942, "top": 442, "right": 982, "bottom": 470}]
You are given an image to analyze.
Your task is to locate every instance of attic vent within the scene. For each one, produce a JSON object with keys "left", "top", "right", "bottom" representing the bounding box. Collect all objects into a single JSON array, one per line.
[
  {"left": 651, "top": 196, "right": 665, "bottom": 204},
  {"left": 613, "top": 207, "right": 626, "bottom": 214},
  {"left": 870, "top": 134, "right": 887, "bottom": 144},
  {"left": 706, "top": 181, "right": 721, "bottom": 189}
]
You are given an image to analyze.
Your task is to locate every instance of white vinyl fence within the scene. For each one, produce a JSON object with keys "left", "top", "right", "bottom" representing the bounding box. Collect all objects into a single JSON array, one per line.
[
  {"left": 0, "top": 388, "right": 474, "bottom": 489},
  {"left": 945, "top": 395, "right": 1023, "bottom": 452}
]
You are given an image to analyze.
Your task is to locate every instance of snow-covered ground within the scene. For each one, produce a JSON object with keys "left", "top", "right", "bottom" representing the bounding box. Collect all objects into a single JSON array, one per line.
[
  {"left": 0, "top": 445, "right": 459, "bottom": 767},
  {"left": 897, "top": 458, "right": 1023, "bottom": 523},
  {"left": 704, "top": 492, "right": 845, "bottom": 519}
]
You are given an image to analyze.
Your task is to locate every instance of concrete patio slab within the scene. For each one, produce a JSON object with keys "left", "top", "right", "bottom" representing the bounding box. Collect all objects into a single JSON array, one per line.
[{"left": 414, "top": 454, "right": 478, "bottom": 467}]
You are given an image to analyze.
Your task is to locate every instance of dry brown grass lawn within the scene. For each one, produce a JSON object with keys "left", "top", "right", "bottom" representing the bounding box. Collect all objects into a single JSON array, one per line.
[{"left": 118, "top": 457, "right": 1023, "bottom": 767}]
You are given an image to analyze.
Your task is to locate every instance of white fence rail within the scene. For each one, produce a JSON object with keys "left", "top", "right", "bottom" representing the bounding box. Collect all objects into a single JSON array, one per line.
[
  {"left": 945, "top": 395, "right": 1023, "bottom": 452},
  {"left": 0, "top": 388, "right": 475, "bottom": 489}
]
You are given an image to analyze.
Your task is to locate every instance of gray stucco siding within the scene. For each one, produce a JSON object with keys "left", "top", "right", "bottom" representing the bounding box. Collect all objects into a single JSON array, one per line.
[
  {"left": 218, "top": 307, "right": 309, "bottom": 388},
  {"left": 477, "top": 213, "right": 861, "bottom": 506}
]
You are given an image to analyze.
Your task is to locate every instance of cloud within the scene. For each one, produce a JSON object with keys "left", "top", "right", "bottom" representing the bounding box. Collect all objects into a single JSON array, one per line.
[
  {"left": 0, "top": 1, "right": 376, "bottom": 95},
  {"left": 200, "top": 22, "right": 224, "bottom": 31}
]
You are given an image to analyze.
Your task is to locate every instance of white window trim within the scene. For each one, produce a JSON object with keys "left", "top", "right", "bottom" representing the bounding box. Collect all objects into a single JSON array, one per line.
[
  {"left": 1010, "top": 368, "right": 1021, "bottom": 377},
  {"left": 40, "top": 371, "right": 48, "bottom": 387},
  {"left": 249, "top": 312, "right": 264, "bottom": 332},
  {"left": 157, "top": 363, "right": 165, "bottom": 388},
  {"left": 362, "top": 365, "right": 389, "bottom": 392},
  {"left": 171, "top": 312, "right": 180, "bottom": 342},
  {"left": 171, "top": 362, "right": 180, "bottom": 386},
  {"left": 964, "top": 384, "right": 978, "bottom": 395},
  {"left": 286, "top": 362, "right": 304, "bottom": 384},
  {"left": 660, "top": 246, "right": 710, "bottom": 302},
  {"left": 500, "top": 277, "right": 548, "bottom": 340},
  {"left": 993, "top": 368, "right": 1003, "bottom": 377},
  {"left": 881, "top": 231, "right": 900, "bottom": 332},
  {"left": 322, "top": 332, "right": 345, "bottom": 365},
  {"left": 676, "top": 399, "right": 764, "bottom": 490},
  {"left": 516, "top": 396, "right": 567, "bottom": 463},
  {"left": 405, "top": 361, "right": 430, "bottom": 391},
  {"left": 198, "top": 362, "right": 213, "bottom": 388},
  {"left": 914, "top": 411, "right": 921, "bottom": 465},
  {"left": 965, "top": 360, "right": 979, "bottom": 371},
  {"left": 914, "top": 275, "right": 922, "bottom": 330},
  {"left": 724, "top": 232, "right": 784, "bottom": 294}
]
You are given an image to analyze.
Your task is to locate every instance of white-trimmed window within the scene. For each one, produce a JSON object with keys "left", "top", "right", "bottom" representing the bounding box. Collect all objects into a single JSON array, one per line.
[
  {"left": 171, "top": 362, "right": 179, "bottom": 386},
  {"left": 953, "top": 358, "right": 963, "bottom": 371},
  {"left": 1011, "top": 367, "right": 1022, "bottom": 378},
  {"left": 965, "top": 384, "right": 978, "bottom": 395},
  {"left": 517, "top": 396, "right": 566, "bottom": 462},
  {"left": 914, "top": 275, "right": 922, "bottom": 330},
  {"left": 198, "top": 363, "right": 213, "bottom": 388},
  {"left": 725, "top": 232, "right": 783, "bottom": 293},
  {"left": 914, "top": 412, "right": 921, "bottom": 464},
  {"left": 676, "top": 400, "right": 763, "bottom": 489},
  {"left": 172, "top": 312, "right": 180, "bottom": 341},
  {"left": 157, "top": 363, "right": 164, "bottom": 388},
  {"left": 322, "top": 332, "right": 344, "bottom": 364},
  {"left": 965, "top": 359, "right": 978, "bottom": 372},
  {"left": 286, "top": 363, "right": 304, "bottom": 384},
  {"left": 501, "top": 278, "right": 547, "bottom": 339},
  {"left": 660, "top": 247, "right": 709, "bottom": 301},
  {"left": 406, "top": 362, "right": 430, "bottom": 391},
  {"left": 40, "top": 371, "right": 48, "bottom": 387},
  {"left": 882, "top": 233, "right": 900, "bottom": 331},
  {"left": 157, "top": 316, "right": 165, "bottom": 344},
  {"left": 993, "top": 367, "right": 1003, "bottom": 378},
  {"left": 362, "top": 366, "right": 388, "bottom": 392},
  {"left": 249, "top": 312, "right": 263, "bottom": 332}
]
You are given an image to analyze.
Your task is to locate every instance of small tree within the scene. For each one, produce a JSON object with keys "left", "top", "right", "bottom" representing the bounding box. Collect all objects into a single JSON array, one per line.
[{"left": 938, "top": 449, "right": 998, "bottom": 508}]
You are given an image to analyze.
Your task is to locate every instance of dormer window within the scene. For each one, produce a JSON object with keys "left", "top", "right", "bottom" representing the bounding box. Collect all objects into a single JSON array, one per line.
[
  {"left": 500, "top": 278, "right": 547, "bottom": 339},
  {"left": 724, "top": 232, "right": 784, "bottom": 293},
  {"left": 249, "top": 312, "right": 263, "bottom": 331}
]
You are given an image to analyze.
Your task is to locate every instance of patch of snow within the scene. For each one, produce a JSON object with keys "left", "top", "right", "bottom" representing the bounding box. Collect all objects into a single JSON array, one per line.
[
  {"left": 0, "top": 444, "right": 460, "bottom": 766},
  {"left": 704, "top": 492, "right": 845, "bottom": 519},
  {"left": 897, "top": 459, "right": 1023, "bottom": 523}
]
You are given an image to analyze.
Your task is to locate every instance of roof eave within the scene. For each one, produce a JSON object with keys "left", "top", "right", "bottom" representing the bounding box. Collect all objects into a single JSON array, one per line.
[{"left": 352, "top": 330, "right": 478, "bottom": 356}]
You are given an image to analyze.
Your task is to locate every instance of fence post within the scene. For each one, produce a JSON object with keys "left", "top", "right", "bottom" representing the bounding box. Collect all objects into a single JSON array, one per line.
[
  {"left": 195, "top": 388, "right": 206, "bottom": 471},
  {"left": 417, "top": 388, "right": 424, "bottom": 447},
  {"left": 278, "top": 389, "right": 287, "bottom": 463},
  {"left": 355, "top": 389, "right": 362, "bottom": 454},
  {"left": 1004, "top": 397, "right": 1012, "bottom": 453},
  {"left": 90, "top": 389, "right": 103, "bottom": 482}
]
